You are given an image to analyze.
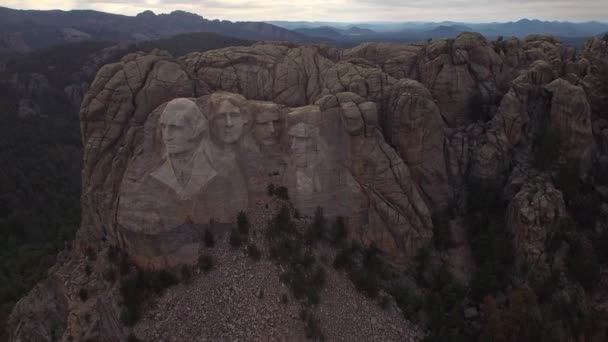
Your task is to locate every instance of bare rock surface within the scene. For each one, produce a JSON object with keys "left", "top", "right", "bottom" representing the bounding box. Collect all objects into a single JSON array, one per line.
[{"left": 507, "top": 177, "right": 567, "bottom": 268}]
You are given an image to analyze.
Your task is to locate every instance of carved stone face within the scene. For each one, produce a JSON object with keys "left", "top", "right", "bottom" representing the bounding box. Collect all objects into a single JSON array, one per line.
[
  {"left": 254, "top": 111, "right": 281, "bottom": 145},
  {"left": 288, "top": 123, "right": 316, "bottom": 168},
  {"left": 212, "top": 100, "right": 246, "bottom": 144},
  {"left": 159, "top": 99, "right": 205, "bottom": 155}
]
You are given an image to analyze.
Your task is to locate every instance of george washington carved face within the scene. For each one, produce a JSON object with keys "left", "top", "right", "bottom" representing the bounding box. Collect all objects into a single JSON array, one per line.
[{"left": 159, "top": 98, "right": 207, "bottom": 155}]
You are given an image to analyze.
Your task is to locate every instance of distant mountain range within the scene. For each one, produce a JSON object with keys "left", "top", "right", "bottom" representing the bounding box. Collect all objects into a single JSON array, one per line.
[
  {"left": 0, "top": 7, "right": 316, "bottom": 54},
  {"left": 270, "top": 19, "right": 608, "bottom": 46},
  {"left": 1, "top": 5, "right": 607, "bottom": 55},
  {"left": 270, "top": 19, "right": 608, "bottom": 37}
]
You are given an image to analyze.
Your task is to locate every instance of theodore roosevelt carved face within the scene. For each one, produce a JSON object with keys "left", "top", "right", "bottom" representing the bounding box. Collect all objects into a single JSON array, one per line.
[{"left": 254, "top": 108, "right": 282, "bottom": 146}]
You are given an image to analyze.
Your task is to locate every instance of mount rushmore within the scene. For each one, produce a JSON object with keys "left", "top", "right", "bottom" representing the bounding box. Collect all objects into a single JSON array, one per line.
[{"left": 7, "top": 32, "right": 608, "bottom": 341}]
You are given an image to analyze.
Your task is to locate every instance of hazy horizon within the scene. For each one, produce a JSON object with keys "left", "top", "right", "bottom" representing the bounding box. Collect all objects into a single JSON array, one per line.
[{"left": 1, "top": 0, "right": 607, "bottom": 23}]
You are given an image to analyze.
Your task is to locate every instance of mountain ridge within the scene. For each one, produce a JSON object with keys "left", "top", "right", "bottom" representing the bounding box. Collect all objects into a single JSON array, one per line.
[{"left": 0, "top": 6, "right": 318, "bottom": 54}]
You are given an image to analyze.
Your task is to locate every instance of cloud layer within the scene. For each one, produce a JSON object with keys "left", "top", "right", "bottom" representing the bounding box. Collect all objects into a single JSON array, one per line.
[{"left": 1, "top": 0, "right": 607, "bottom": 22}]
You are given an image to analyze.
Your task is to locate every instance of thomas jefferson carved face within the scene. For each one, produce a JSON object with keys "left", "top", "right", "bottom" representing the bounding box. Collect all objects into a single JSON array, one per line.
[
  {"left": 159, "top": 98, "right": 206, "bottom": 155},
  {"left": 212, "top": 99, "right": 247, "bottom": 144}
]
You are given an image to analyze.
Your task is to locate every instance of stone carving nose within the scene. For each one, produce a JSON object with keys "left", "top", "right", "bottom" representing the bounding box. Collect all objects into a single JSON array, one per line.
[
  {"left": 226, "top": 114, "right": 233, "bottom": 126},
  {"left": 268, "top": 121, "right": 275, "bottom": 133}
]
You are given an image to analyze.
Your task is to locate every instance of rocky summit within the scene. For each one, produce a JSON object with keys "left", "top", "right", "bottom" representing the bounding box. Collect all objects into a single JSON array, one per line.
[{"left": 7, "top": 32, "right": 608, "bottom": 341}]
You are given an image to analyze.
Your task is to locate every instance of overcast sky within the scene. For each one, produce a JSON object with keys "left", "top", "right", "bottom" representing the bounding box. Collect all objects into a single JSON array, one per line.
[{"left": 1, "top": 0, "right": 607, "bottom": 22}]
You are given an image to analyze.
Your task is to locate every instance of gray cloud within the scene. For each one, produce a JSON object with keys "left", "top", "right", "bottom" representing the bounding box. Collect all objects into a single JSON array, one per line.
[{"left": 2, "top": 0, "right": 608, "bottom": 22}]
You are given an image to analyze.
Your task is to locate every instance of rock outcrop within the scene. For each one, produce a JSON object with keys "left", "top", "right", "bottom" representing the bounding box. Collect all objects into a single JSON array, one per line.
[
  {"left": 112, "top": 90, "right": 432, "bottom": 269},
  {"left": 9, "top": 32, "right": 608, "bottom": 342},
  {"left": 507, "top": 177, "right": 567, "bottom": 268},
  {"left": 387, "top": 79, "right": 451, "bottom": 210},
  {"left": 182, "top": 42, "right": 395, "bottom": 107},
  {"left": 80, "top": 50, "right": 204, "bottom": 245},
  {"left": 545, "top": 78, "right": 594, "bottom": 159}
]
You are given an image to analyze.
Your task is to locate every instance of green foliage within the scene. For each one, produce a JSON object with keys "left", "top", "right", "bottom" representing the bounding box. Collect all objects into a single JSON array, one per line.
[
  {"left": 85, "top": 246, "right": 97, "bottom": 261},
  {"left": 479, "top": 287, "right": 544, "bottom": 342},
  {"left": 127, "top": 333, "right": 140, "bottom": 342},
  {"left": 247, "top": 244, "right": 261, "bottom": 261},
  {"left": 119, "top": 276, "right": 140, "bottom": 326},
  {"left": 533, "top": 127, "right": 561, "bottom": 171},
  {"left": 417, "top": 262, "right": 468, "bottom": 342},
  {"left": 303, "top": 312, "right": 324, "bottom": 340},
  {"left": 274, "top": 186, "right": 289, "bottom": 200},
  {"left": 333, "top": 242, "right": 362, "bottom": 272},
  {"left": 530, "top": 270, "right": 560, "bottom": 304},
  {"left": 180, "top": 265, "right": 192, "bottom": 284},
  {"left": 414, "top": 247, "right": 432, "bottom": 287},
  {"left": 103, "top": 268, "right": 116, "bottom": 283},
  {"left": 0, "top": 114, "right": 80, "bottom": 337},
  {"left": 0, "top": 32, "right": 256, "bottom": 338},
  {"left": 266, "top": 206, "right": 327, "bottom": 306},
  {"left": 139, "top": 270, "right": 179, "bottom": 295},
  {"left": 555, "top": 159, "right": 601, "bottom": 229},
  {"left": 432, "top": 213, "right": 453, "bottom": 251},
  {"left": 107, "top": 245, "right": 120, "bottom": 264},
  {"left": 119, "top": 266, "right": 179, "bottom": 326},
  {"left": 390, "top": 285, "right": 423, "bottom": 320},
  {"left": 468, "top": 88, "right": 489, "bottom": 122},
  {"left": 78, "top": 288, "right": 89, "bottom": 302},
  {"left": 237, "top": 211, "right": 249, "bottom": 235},
  {"left": 229, "top": 228, "right": 244, "bottom": 248},
  {"left": 466, "top": 181, "right": 514, "bottom": 301},
  {"left": 305, "top": 207, "right": 326, "bottom": 245},
  {"left": 593, "top": 227, "right": 608, "bottom": 264},
  {"left": 335, "top": 243, "right": 390, "bottom": 300},
  {"left": 130, "top": 32, "right": 253, "bottom": 58},
  {"left": 119, "top": 254, "right": 131, "bottom": 276},
  {"left": 285, "top": 264, "right": 326, "bottom": 305},
  {"left": 566, "top": 239, "right": 601, "bottom": 291},
  {"left": 328, "top": 216, "right": 348, "bottom": 245},
  {"left": 267, "top": 183, "right": 276, "bottom": 196},
  {"left": 266, "top": 205, "right": 295, "bottom": 241},
  {"left": 204, "top": 229, "right": 215, "bottom": 248},
  {"left": 198, "top": 255, "right": 214, "bottom": 273}
]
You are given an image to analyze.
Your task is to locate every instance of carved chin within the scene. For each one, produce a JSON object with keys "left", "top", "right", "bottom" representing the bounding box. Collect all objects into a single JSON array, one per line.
[
  {"left": 258, "top": 134, "right": 278, "bottom": 145},
  {"left": 262, "top": 138, "right": 277, "bottom": 145},
  {"left": 218, "top": 127, "right": 243, "bottom": 143},
  {"left": 220, "top": 135, "right": 239, "bottom": 143},
  {"left": 166, "top": 144, "right": 186, "bottom": 154}
]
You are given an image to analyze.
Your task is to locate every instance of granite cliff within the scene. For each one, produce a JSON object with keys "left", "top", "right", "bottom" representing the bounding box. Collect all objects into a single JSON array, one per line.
[{"left": 7, "top": 33, "right": 608, "bottom": 341}]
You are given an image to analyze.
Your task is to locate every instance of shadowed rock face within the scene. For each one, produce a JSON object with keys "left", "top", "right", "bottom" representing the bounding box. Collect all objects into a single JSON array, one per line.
[{"left": 507, "top": 177, "right": 566, "bottom": 269}]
